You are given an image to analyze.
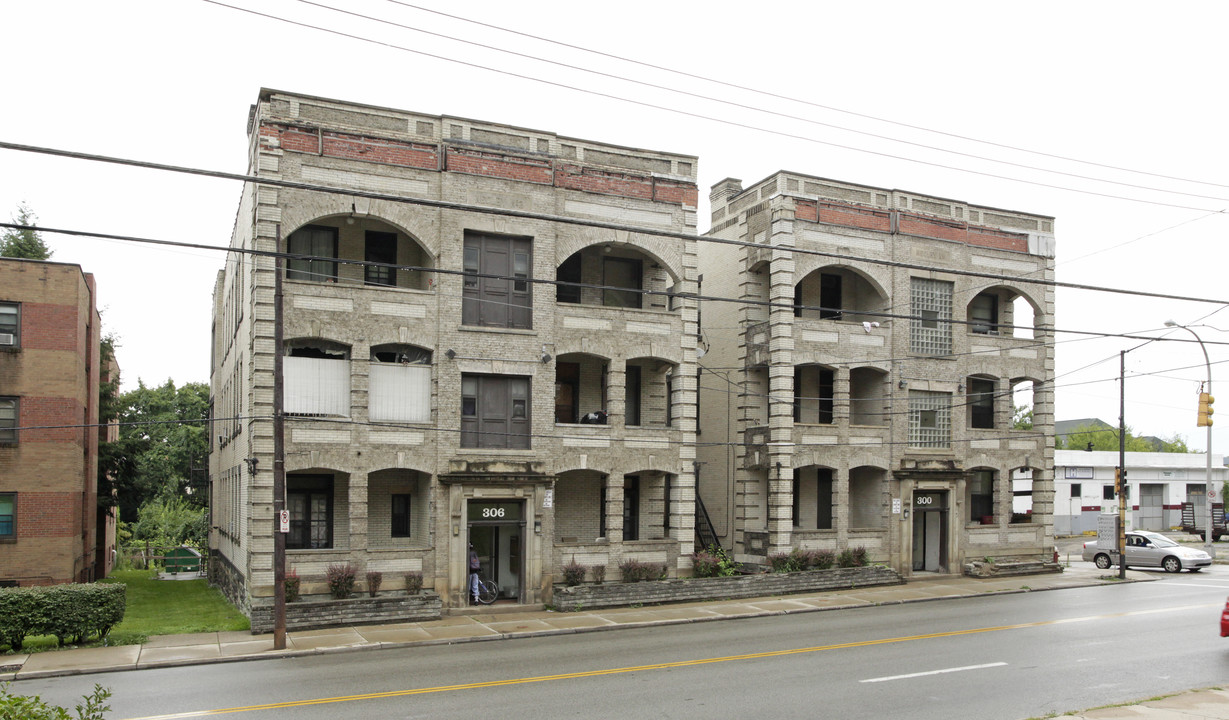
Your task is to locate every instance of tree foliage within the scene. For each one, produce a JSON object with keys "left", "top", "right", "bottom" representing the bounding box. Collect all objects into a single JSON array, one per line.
[
  {"left": 97, "top": 361, "right": 210, "bottom": 521},
  {"left": 1012, "top": 404, "right": 1033, "bottom": 430},
  {"left": 1057, "top": 423, "right": 1191, "bottom": 453},
  {"left": 0, "top": 202, "right": 53, "bottom": 259}
]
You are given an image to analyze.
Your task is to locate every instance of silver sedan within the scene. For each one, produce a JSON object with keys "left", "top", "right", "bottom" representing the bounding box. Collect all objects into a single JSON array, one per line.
[{"left": 1082, "top": 530, "right": 1212, "bottom": 573}]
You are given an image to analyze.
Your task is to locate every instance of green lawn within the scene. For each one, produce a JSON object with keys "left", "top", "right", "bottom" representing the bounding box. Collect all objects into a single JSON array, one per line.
[{"left": 3, "top": 570, "right": 249, "bottom": 653}]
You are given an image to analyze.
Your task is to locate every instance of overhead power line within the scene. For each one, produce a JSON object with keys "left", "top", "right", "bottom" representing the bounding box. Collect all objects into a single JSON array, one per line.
[
  {"left": 384, "top": 0, "right": 1229, "bottom": 193},
  {"left": 4, "top": 140, "right": 1229, "bottom": 310},
  {"left": 197, "top": 0, "right": 1228, "bottom": 213},
  {"left": 288, "top": 0, "right": 1227, "bottom": 204}
]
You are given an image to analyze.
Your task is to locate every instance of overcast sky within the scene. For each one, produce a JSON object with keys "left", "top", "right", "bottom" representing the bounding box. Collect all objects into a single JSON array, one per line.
[{"left": 2, "top": 0, "right": 1226, "bottom": 455}]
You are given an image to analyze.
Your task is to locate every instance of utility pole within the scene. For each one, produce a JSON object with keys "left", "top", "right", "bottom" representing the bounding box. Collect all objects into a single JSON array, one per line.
[
  {"left": 1118, "top": 351, "right": 1127, "bottom": 580},
  {"left": 273, "top": 227, "right": 287, "bottom": 650},
  {"left": 1165, "top": 321, "right": 1216, "bottom": 556}
]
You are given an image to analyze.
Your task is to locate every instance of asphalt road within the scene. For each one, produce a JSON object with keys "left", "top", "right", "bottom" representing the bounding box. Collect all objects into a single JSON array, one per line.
[{"left": 15, "top": 566, "right": 1229, "bottom": 720}]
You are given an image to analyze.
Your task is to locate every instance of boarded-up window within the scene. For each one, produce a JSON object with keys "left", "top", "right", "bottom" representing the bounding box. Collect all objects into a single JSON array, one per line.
[
  {"left": 285, "top": 346, "right": 350, "bottom": 416},
  {"left": 369, "top": 346, "right": 431, "bottom": 423}
]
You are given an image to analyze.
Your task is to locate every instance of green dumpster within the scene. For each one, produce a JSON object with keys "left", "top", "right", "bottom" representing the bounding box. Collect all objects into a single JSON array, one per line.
[{"left": 165, "top": 546, "right": 201, "bottom": 574}]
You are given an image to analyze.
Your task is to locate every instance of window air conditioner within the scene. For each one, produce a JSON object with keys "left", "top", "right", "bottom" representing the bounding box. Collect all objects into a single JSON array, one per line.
[{"left": 0, "top": 333, "right": 14, "bottom": 346}]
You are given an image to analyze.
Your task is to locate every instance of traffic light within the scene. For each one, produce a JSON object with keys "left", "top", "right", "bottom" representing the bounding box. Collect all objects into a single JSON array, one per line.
[
  {"left": 1198, "top": 392, "right": 1215, "bottom": 427},
  {"left": 1115, "top": 467, "right": 1121, "bottom": 495}
]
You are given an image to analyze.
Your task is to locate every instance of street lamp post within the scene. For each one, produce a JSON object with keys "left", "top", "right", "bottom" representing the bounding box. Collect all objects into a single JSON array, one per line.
[{"left": 1165, "top": 320, "right": 1216, "bottom": 557}]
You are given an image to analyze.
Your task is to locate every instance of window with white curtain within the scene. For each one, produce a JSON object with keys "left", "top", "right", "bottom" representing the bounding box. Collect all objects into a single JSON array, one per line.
[
  {"left": 284, "top": 342, "right": 350, "bottom": 416},
  {"left": 369, "top": 345, "right": 432, "bottom": 423}
]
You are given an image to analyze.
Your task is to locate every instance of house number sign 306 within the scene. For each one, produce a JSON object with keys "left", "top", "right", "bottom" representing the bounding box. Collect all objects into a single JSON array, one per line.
[{"left": 482, "top": 507, "right": 506, "bottom": 518}]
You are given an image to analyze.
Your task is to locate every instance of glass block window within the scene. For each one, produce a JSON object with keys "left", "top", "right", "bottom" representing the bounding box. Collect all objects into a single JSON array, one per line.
[
  {"left": 909, "top": 390, "right": 951, "bottom": 448},
  {"left": 910, "top": 278, "right": 953, "bottom": 355}
]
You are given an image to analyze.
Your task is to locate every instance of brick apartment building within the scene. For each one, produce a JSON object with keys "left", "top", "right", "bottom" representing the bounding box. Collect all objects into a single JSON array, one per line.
[
  {"left": 209, "top": 90, "right": 701, "bottom": 613},
  {"left": 0, "top": 258, "right": 111, "bottom": 585},
  {"left": 695, "top": 175, "right": 1056, "bottom": 575}
]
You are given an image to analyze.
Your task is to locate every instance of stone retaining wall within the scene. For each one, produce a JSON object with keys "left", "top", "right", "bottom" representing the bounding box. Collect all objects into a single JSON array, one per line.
[
  {"left": 551, "top": 565, "right": 903, "bottom": 611},
  {"left": 249, "top": 591, "right": 441, "bottom": 634}
]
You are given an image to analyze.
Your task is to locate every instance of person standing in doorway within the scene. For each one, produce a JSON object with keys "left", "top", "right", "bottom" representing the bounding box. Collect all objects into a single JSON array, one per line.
[{"left": 469, "top": 543, "right": 480, "bottom": 604}]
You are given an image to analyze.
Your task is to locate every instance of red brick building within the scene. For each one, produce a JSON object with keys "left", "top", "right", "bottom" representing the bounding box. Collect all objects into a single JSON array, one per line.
[{"left": 0, "top": 258, "right": 108, "bottom": 585}]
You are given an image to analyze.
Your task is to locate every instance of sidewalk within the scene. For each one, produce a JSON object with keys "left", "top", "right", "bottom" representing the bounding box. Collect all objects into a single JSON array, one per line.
[{"left": 2, "top": 566, "right": 1226, "bottom": 719}]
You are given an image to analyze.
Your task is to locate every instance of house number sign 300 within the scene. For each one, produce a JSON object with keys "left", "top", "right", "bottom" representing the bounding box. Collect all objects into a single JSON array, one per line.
[
  {"left": 482, "top": 507, "right": 506, "bottom": 518},
  {"left": 915, "top": 496, "right": 934, "bottom": 505}
]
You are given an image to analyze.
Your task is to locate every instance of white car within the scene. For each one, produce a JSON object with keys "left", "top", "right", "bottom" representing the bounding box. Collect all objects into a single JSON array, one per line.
[{"left": 1082, "top": 530, "right": 1212, "bottom": 573}]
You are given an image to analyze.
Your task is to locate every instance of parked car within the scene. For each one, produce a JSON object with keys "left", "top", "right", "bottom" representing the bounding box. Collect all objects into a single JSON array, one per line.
[
  {"left": 1081, "top": 530, "right": 1212, "bottom": 573},
  {"left": 1221, "top": 597, "right": 1229, "bottom": 637}
]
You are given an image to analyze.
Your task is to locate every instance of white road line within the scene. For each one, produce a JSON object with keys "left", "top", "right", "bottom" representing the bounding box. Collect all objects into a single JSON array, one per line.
[
  {"left": 1137, "top": 582, "right": 1229, "bottom": 589},
  {"left": 860, "top": 662, "right": 1008, "bottom": 684}
]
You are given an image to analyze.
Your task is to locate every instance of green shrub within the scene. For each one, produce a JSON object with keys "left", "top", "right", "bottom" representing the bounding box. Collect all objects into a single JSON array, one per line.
[
  {"left": 404, "top": 571, "right": 423, "bottom": 594},
  {"left": 0, "top": 682, "right": 111, "bottom": 720},
  {"left": 325, "top": 563, "right": 356, "bottom": 599},
  {"left": 560, "top": 559, "right": 586, "bottom": 586},
  {"left": 851, "top": 546, "right": 869, "bottom": 567},
  {"left": 811, "top": 549, "right": 835, "bottom": 570},
  {"left": 767, "top": 552, "right": 797, "bottom": 573},
  {"left": 836, "top": 549, "right": 857, "bottom": 568},
  {"left": 617, "top": 559, "right": 665, "bottom": 582},
  {"left": 284, "top": 568, "right": 301, "bottom": 603},
  {"left": 691, "top": 545, "right": 737, "bottom": 577},
  {"left": 365, "top": 570, "right": 382, "bottom": 597},
  {"left": 0, "top": 584, "right": 125, "bottom": 651},
  {"left": 591, "top": 565, "right": 606, "bottom": 584}
]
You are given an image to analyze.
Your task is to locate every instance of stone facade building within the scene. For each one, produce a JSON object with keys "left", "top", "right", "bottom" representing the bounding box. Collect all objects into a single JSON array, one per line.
[
  {"left": 695, "top": 175, "right": 1056, "bottom": 575},
  {"left": 0, "top": 258, "right": 109, "bottom": 585},
  {"left": 209, "top": 90, "right": 701, "bottom": 613}
]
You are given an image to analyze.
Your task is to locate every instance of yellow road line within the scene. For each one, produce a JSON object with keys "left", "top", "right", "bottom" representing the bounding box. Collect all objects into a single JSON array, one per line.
[{"left": 124, "top": 603, "right": 1220, "bottom": 720}]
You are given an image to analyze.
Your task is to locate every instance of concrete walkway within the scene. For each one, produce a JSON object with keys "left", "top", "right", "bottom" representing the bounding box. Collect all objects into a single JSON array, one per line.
[{"left": 2, "top": 566, "right": 1226, "bottom": 719}]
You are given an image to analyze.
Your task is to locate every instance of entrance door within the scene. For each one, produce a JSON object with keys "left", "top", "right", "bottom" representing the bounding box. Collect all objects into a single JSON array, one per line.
[
  {"left": 467, "top": 500, "right": 525, "bottom": 603},
  {"left": 911, "top": 491, "right": 948, "bottom": 572},
  {"left": 1138, "top": 484, "right": 1163, "bottom": 531}
]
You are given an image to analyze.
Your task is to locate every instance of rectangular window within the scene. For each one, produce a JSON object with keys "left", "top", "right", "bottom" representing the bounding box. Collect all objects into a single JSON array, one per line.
[
  {"left": 460, "top": 374, "right": 531, "bottom": 449},
  {"left": 623, "top": 475, "right": 640, "bottom": 541},
  {"left": 556, "top": 254, "right": 582, "bottom": 304},
  {"left": 819, "top": 273, "right": 842, "bottom": 320},
  {"left": 284, "top": 349, "right": 350, "bottom": 417},
  {"left": 287, "top": 475, "right": 333, "bottom": 549},
  {"left": 391, "top": 494, "right": 411, "bottom": 538},
  {"left": 1103, "top": 485, "right": 1115, "bottom": 500},
  {"left": 369, "top": 348, "right": 431, "bottom": 423},
  {"left": 602, "top": 257, "right": 642, "bottom": 309},
  {"left": 909, "top": 391, "right": 951, "bottom": 448},
  {"left": 969, "top": 471, "right": 994, "bottom": 522},
  {"left": 462, "top": 232, "right": 533, "bottom": 329},
  {"left": 364, "top": 231, "right": 397, "bottom": 287},
  {"left": 816, "top": 468, "right": 834, "bottom": 530},
  {"left": 968, "top": 377, "right": 996, "bottom": 429},
  {"left": 0, "top": 302, "right": 19, "bottom": 347},
  {"left": 287, "top": 225, "right": 338, "bottom": 283},
  {"left": 970, "top": 293, "right": 999, "bottom": 334},
  {"left": 555, "top": 362, "right": 579, "bottom": 423},
  {"left": 910, "top": 278, "right": 953, "bottom": 355},
  {"left": 0, "top": 493, "right": 14, "bottom": 539},
  {"left": 0, "top": 397, "right": 16, "bottom": 444},
  {"left": 793, "top": 367, "right": 834, "bottom": 424},
  {"left": 1070, "top": 483, "right": 1082, "bottom": 497},
  {"left": 625, "top": 365, "right": 642, "bottom": 426}
]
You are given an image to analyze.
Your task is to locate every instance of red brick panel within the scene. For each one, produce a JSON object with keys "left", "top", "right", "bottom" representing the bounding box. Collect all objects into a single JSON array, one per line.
[
  {"left": 20, "top": 396, "right": 85, "bottom": 443},
  {"left": 17, "top": 491, "right": 81, "bottom": 538},
  {"left": 555, "top": 165, "right": 652, "bottom": 200},
  {"left": 965, "top": 227, "right": 1029, "bottom": 252},
  {"left": 794, "top": 200, "right": 818, "bottom": 222},
  {"left": 447, "top": 147, "right": 553, "bottom": 184},
  {"left": 652, "top": 179, "right": 699, "bottom": 208},
  {"left": 321, "top": 133, "right": 438, "bottom": 170},
  {"left": 264, "top": 123, "right": 439, "bottom": 170},
  {"left": 19, "top": 303, "right": 79, "bottom": 351},
  {"left": 899, "top": 214, "right": 966, "bottom": 243},
  {"left": 816, "top": 202, "right": 892, "bottom": 232}
]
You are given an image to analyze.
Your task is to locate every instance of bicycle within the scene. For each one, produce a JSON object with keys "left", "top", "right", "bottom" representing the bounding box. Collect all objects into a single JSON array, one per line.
[{"left": 472, "top": 572, "right": 498, "bottom": 605}]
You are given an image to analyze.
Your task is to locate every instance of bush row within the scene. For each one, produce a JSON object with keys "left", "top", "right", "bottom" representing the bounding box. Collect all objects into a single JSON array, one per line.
[
  {"left": 767, "top": 546, "right": 868, "bottom": 572},
  {"left": 0, "top": 584, "right": 126, "bottom": 650}
]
